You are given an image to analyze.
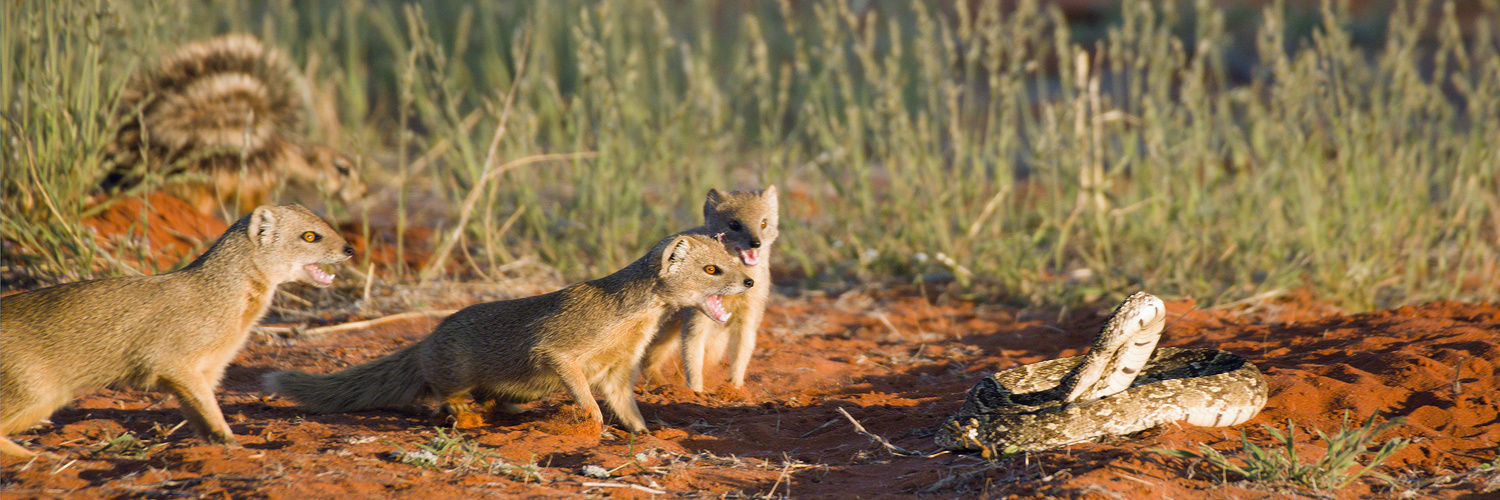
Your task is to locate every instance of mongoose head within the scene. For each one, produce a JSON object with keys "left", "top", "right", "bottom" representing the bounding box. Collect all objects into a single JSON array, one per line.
[
  {"left": 285, "top": 144, "right": 368, "bottom": 205},
  {"left": 243, "top": 204, "right": 355, "bottom": 287},
  {"left": 703, "top": 185, "right": 779, "bottom": 267},
  {"left": 656, "top": 234, "right": 755, "bottom": 323}
]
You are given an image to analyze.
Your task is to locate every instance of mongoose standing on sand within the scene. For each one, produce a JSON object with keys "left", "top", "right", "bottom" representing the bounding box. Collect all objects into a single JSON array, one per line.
[
  {"left": 101, "top": 34, "right": 366, "bottom": 215},
  {"left": 0, "top": 204, "right": 353, "bottom": 457},
  {"left": 265, "top": 233, "right": 754, "bottom": 433},
  {"left": 643, "top": 186, "right": 779, "bottom": 391}
]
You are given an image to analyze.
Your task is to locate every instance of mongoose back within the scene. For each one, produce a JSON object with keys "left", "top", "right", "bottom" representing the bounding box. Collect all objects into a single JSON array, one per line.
[
  {"left": 265, "top": 233, "right": 754, "bottom": 433},
  {"left": 0, "top": 204, "right": 353, "bottom": 457},
  {"left": 102, "top": 34, "right": 366, "bottom": 215},
  {"left": 643, "top": 186, "right": 779, "bottom": 391}
]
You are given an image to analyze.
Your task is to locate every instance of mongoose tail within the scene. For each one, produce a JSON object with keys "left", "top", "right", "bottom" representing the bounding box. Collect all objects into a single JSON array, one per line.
[
  {"left": 102, "top": 34, "right": 366, "bottom": 215},
  {"left": 263, "top": 344, "right": 429, "bottom": 414}
]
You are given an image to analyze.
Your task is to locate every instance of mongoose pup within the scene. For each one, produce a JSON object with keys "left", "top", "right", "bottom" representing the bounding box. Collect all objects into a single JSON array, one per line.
[
  {"left": 643, "top": 186, "right": 779, "bottom": 391},
  {"left": 0, "top": 204, "right": 353, "bottom": 457},
  {"left": 264, "top": 233, "right": 755, "bottom": 433},
  {"left": 101, "top": 34, "right": 366, "bottom": 215}
]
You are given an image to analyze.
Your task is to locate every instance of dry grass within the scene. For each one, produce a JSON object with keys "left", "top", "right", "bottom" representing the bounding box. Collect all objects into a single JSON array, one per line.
[{"left": 4, "top": 0, "right": 1497, "bottom": 310}]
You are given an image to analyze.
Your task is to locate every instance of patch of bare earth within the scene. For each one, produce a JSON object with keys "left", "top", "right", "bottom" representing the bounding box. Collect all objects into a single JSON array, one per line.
[{"left": 3, "top": 281, "right": 1497, "bottom": 499}]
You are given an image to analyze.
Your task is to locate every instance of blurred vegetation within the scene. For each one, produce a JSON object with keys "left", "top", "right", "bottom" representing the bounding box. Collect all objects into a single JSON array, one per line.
[{"left": 3, "top": 0, "right": 1497, "bottom": 310}]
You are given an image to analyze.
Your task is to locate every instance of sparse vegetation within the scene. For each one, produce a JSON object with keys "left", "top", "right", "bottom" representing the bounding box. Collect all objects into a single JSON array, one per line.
[
  {"left": 1154, "top": 412, "right": 1411, "bottom": 491},
  {"left": 91, "top": 430, "right": 165, "bottom": 459},
  {"left": 386, "top": 427, "right": 510, "bottom": 473},
  {"left": 3, "top": 0, "right": 1496, "bottom": 310},
  {"left": 1, "top": 1, "right": 1494, "bottom": 496}
]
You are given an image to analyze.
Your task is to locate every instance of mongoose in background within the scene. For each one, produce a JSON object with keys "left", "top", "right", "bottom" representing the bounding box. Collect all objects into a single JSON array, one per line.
[
  {"left": 643, "top": 187, "right": 779, "bottom": 391},
  {"left": 265, "top": 233, "right": 754, "bottom": 433},
  {"left": 101, "top": 34, "right": 366, "bottom": 215},
  {"left": 0, "top": 204, "right": 353, "bottom": 457}
]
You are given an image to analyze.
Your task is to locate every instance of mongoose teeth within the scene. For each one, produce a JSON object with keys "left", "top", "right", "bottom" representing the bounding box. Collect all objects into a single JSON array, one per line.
[
  {"left": 304, "top": 263, "right": 335, "bottom": 286},
  {"left": 740, "top": 248, "right": 760, "bottom": 266},
  {"left": 705, "top": 295, "right": 731, "bottom": 323}
]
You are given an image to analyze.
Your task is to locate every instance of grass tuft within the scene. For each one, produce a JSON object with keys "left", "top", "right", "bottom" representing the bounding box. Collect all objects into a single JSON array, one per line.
[
  {"left": 1154, "top": 412, "right": 1411, "bottom": 491},
  {"left": 386, "top": 427, "right": 497, "bottom": 472}
]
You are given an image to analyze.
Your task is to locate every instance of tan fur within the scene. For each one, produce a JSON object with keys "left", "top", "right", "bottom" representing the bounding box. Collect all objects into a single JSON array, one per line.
[
  {"left": 102, "top": 34, "right": 365, "bottom": 215},
  {"left": 0, "top": 205, "right": 353, "bottom": 457},
  {"left": 264, "top": 233, "right": 754, "bottom": 433},
  {"left": 643, "top": 186, "right": 779, "bottom": 391}
]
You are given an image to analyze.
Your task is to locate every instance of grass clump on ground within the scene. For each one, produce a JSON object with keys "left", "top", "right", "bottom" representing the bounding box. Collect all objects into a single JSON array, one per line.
[
  {"left": 3, "top": 0, "right": 1497, "bottom": 310},
  {"left": 1154, "top": 412, "right": 1410, "bottom": 491}
]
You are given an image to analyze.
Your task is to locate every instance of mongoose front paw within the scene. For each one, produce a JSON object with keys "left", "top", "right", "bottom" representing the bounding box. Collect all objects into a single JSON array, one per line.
[{"left": 202, "top": 434, "right": 242, "bottom": 448}]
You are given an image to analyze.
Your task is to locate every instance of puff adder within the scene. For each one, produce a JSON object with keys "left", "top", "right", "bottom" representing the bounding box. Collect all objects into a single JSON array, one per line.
[{"left": 936, "top": 292, "right": 1268, "bottom": 455}]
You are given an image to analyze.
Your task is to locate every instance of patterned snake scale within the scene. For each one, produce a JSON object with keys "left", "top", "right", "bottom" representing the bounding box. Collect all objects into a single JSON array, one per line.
[{"left": 936, "top": 292, "right": 1268, "bottom": 455}]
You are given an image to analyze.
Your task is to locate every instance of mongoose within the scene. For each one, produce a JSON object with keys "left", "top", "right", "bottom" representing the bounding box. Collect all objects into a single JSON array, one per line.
[
  {"left": 265, "top": 233, "right": 754, "bottom": 433},
  {"left": 101, "top": 34, "right": 366, "bottom": 215},
  {"left": 643, "top": 187, "right": 779, "bottom": 391},
  {"left": 0, "top": 204, "right": 353, "bottom": 457}
]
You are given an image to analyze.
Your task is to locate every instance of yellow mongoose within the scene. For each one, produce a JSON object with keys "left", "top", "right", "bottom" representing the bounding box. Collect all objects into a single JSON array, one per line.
[
  {"left": 264, "top": 233, "right": 754, "bottom": 433},
  {"left": 643, "top": 187, "right": 779, "bottom": 391},
  {"left": 0, "top": 204, "right": 353, "bottom": 457},
  {"left": 101, "top": 34, "right": 366, "bottom": 215}
]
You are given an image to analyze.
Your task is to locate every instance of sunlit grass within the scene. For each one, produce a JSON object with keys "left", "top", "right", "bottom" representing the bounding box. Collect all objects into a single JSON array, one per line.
[
  {"left": 1154, "top": 412, "right": 1411, "bottom": 491},
  {"left": 3, "top": 0, "right": 1496, "bottom": 310}
]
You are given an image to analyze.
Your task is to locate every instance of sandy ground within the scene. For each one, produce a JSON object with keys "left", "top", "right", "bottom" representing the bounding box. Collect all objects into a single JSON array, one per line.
[
  {"left": 2, "top": 282, "right": 1496, "bottom": 499},
  {"left": 3, "top": 198, "right": 1498, "bottom": 499}
]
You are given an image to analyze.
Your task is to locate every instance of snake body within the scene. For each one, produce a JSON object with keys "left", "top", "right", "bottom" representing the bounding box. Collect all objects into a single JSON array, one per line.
[{"left": 935, "top": 292, "right": 1268, "bottom": 454}]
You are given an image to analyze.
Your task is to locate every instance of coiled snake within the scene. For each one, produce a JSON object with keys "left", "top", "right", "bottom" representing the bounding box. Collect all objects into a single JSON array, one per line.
[{"left": 936, "top": 292, "right": 1268, "bottom": 455}]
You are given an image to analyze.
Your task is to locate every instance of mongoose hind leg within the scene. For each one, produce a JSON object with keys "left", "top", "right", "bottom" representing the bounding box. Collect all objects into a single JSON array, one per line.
[
  {"left": 430, "top": 388, "right": 487, "bottom": 425},
  {"left": 471, "top": 387, "right": 526, "bottom": 415},
  {"left": 0, "top": 385, "right": 74, "bottom": 457}
]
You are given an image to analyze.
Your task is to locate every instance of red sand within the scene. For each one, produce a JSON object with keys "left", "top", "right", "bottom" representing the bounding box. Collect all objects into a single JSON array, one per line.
[{"left": 2, "top": 286, "right": 1496, "bottom": 499}]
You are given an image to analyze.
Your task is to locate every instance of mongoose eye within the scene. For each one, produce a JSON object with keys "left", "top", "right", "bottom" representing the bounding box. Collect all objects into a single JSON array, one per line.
[
  {"left": 760, "top": 220, "right": 767, "bottom": 229},
  {"left": 302, "top": 231, "right": 321, "bottom": 242},
  {"left": 727, "top": 220, "right": 743, "bottom": 231},
  {"left": 703, "top": 265, "right": 719, "bottom": 275}
]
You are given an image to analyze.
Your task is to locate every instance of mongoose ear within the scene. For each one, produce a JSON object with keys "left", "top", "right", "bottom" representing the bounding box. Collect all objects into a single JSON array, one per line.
[
  {"left": 761, "top": 185, "right": 779, "bottom": 214},
  {"left": 661, "top": 236, "right": 693, "bottom": 275},
  {"left": 705, "top": 189, "right": 725, "bottom": 210},
  {"left": 249, "top": 205, "right": 278, "bottom": 247}
]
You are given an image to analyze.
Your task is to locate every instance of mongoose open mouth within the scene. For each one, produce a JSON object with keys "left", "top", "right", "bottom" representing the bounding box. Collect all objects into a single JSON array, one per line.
[
  {"left": 704, "top": 294, "right": 732, "bottom": 323},
  {"left": 739, "top": 248, "right": 760, "bottom": 267},
  {"left": 304, "top": 263, "right": 336, "bottom": 286}
]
